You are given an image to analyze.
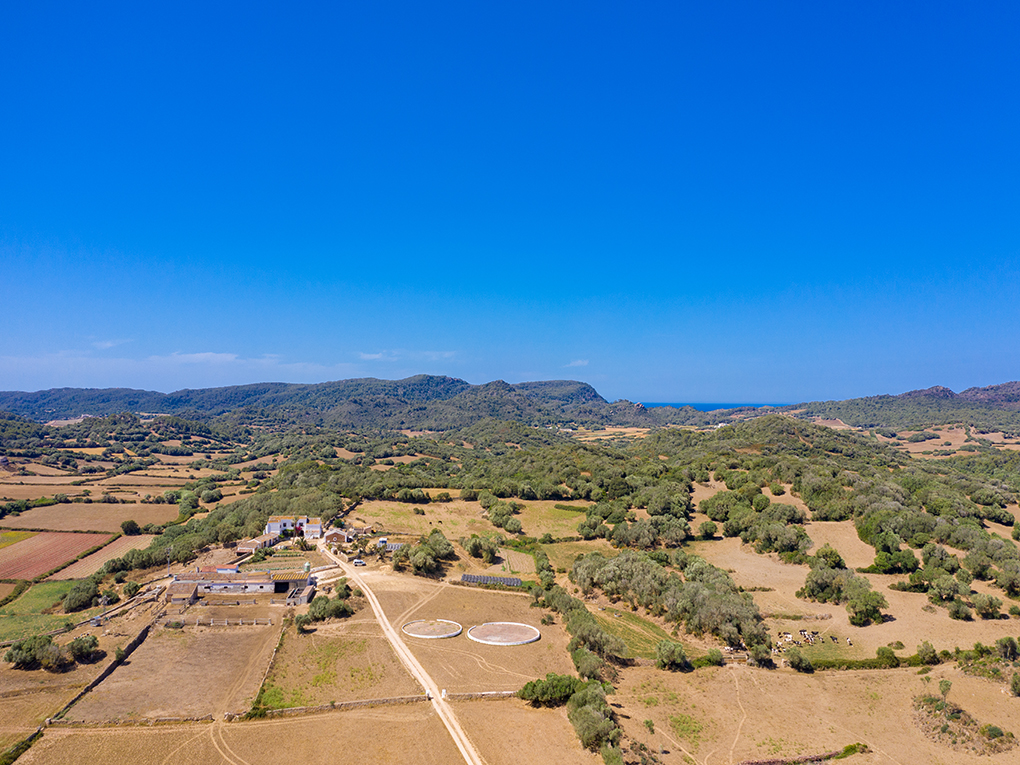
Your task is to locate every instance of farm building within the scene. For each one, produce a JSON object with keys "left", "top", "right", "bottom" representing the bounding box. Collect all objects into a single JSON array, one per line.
[
  {"left": 264, "top": 515, "right": 322, "bottom": 539},
  {"left": 236, "top": 533, "right": 279, "bottom": 555},
  {"left": 173, "top": 570, "right": 275, "bottom": 594},
  {"left": 165, "top": 582, "right": 198, "bottom": 605},
  {"left": 287, "top": 584, "right": 316, "bottom": 605}
]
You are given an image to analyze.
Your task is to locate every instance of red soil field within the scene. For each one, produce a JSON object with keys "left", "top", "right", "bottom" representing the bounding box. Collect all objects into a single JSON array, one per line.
[
  {"left": 0, "top": 532, "right": 113, "bottom": 580},
  {"left": 49, "top": 535, "right": 156, "bottom": 580}
]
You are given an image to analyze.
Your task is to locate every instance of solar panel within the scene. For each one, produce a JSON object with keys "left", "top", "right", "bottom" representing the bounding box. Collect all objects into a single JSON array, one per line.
[{"left": 460, "top": 574, "right": 522, "bottom": 587}]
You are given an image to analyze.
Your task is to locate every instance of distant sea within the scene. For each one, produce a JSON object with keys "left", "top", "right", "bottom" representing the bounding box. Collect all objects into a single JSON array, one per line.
[{"left": 641, "top": 402, "right": 786, "bottom": 412}]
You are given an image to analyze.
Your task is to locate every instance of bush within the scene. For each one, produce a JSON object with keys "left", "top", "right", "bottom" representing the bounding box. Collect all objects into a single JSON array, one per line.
[
  {"left": 519, "top": 673, "right": 587, "bottom": 706},
  {"left": 916, "top": 641, "right": 939, "bottom": 665},
  {"left": 875, "top": 646, "right": 900, "bottom": 668},
  {"left": 786, "top": 648, "right": 813, "bottom": 673},
  {"left": 63, "top": 578, "right": 99, "bottom": 612},
  {"left": 948, "top": 599, "right": 972, "bottom": 620},
  {"left": 67, "top": 634, "right": 100, "bottom": 662},
  {"left": 655, "top": 640, "right": 691, "bottom": 671},
  {"left": 120, "top": 519, "right": 141, "bottom": 536},
  {"left": 1011, "top": 673, "right": 1020, "bottom": 697},
  {"left": 4, "top": 635, "right": 71, "bottom": 671},
  {"left": 123, "top": 581, "right": 141, "bottom": 598}
]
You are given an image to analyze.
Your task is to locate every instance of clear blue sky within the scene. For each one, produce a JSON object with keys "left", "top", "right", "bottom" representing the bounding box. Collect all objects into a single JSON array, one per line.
[{"left": 2, "top": 2, "right": 1018, "bottom": 403}]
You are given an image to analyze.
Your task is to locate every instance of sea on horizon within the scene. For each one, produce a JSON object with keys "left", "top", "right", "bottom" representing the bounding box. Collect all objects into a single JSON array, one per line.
[{"left": 641, "top": 402, "right": 785, "bottom": 412}]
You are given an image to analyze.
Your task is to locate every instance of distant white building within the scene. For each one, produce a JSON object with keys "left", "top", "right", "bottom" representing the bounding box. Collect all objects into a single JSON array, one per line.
[{"left": 264, "top": 515, "right": 322, "bottom": 539}]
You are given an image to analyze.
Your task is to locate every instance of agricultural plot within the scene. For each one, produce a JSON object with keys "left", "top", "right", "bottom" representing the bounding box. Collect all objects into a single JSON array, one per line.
[
  {"left": 489, "top": 548, "right": 535, "bottom": 574},
  {"left": 23, "top": 706, "right": 465, "bottom": 765},
  {"left": 0, "top": 502, "right": 179, "bottom": 533},
  {"left": 0, "top": 530, "right": 35, "bottom": 550},
  {"left": 353, "top": 499, "right": 493, "bottom": 538},
  {"left": 49, "top": 535, "right": 156, "bottom": 580},
  {"left": 67, "top": 624, "right": 280, "bottom": 721},
  {"left": 257, "top": 619, "right": 421, "bottom": 709},
  {"left": 0, "top": 581, "right": 98, "bottom": 641},
  {"left": 0, "top": 532, "right": 112, "bottom": 580},
  {"left": 540, "top": 538, "right": 616, "bottom": 571}
]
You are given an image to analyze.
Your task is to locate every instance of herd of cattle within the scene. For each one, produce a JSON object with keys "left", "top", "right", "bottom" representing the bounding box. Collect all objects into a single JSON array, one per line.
[{"left": 773, "top": 628, "right": 852, "bottom": 655}]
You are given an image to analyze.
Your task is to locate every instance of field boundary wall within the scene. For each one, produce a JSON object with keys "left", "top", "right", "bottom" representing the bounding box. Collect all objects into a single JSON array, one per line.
[
  {"left": 47, "top": 619, "right": 154, "bottom": 723},
  {"left": 445, "top": 691, "right": 517, "bottom": 701},
  {"left": 225, "top": 694, "right": 428, "bottom": 721}
]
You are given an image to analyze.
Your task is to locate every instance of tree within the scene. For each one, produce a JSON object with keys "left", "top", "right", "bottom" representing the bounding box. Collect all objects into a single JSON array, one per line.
[
  {"left": 1012, "top": 672, "right": 1020, "bottom": 697},
  {"left": 916, "top": 641, "right": 939, "bottom": 665},
  {"left": 939, "top": 679, "right": 952, "bottom": 716},
  {"left": 655, "top": 640, "right": 691, "bottom": 671},
  {"left": 68, "top": 634, "right": 100, "bottom": 662},
  {"left": 786, "top": 648, "right": 813, "bottom": 673},
  {"left": 120, "top": 519, "right": 141, "bottom": 536},
  {"left": 996, "top": 637, "right": 1019, "bottom": 661},
  {"left": 698, "top": 521, "right": 717, "bottom": 540}
]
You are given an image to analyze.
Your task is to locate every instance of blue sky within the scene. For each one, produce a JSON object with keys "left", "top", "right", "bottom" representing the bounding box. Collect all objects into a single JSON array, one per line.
[{"left": 2, "top": 2, "right": 1018, "bottom": 403}]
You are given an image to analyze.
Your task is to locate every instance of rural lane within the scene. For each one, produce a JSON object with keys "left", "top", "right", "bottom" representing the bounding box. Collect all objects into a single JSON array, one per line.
[{"left": 318, "top": 545, "right": 487, "bottom": 765}]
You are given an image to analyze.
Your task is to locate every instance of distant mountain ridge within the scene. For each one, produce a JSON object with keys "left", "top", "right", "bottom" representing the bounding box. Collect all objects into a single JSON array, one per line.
[
  {"left": 790, "top": 380, "right": 1020, "bottom": 432},
  {"left": 0, "top": 375, "right": 723, "bottom": 430}
]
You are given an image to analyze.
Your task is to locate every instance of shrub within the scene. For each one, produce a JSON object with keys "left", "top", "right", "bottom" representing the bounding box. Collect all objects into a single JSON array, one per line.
[
  {"left": 948, "top": 599, "right": 972, "bottom": 620},
  {"left": 123, "top": 581, "right": 141, "bottom": 598},
  {"left": 120, "top": 519, "right": 141, "bottom": 536},
  {"left": 698, "top": 521, "right": 717, "bottom": 540},
  {"left": 1011, "top": 673, "right": 1020, "bottom": 697},
  {"left": 5, "top": 635, "right": 71, "bottom": 671},
  {"left": 519, "top": 673, "right": 587, "bottom": 706},
  {"left": 916, "top": 641, "right": 939, "bottom": 665},
  {"left": 875, "top": 646, "right": 900, "bottom": 668},
  {"left": 67, "top": 634, "right": 100, "bottom": 662},
  {"left": 655, "top": 640, "right": 691, "bottom": 671},
  {"left": 63, "top": 579, "right": 99, "bottom": 613},
  {"left": 786, "top": 648, "right": 813, "bottom": 673}
]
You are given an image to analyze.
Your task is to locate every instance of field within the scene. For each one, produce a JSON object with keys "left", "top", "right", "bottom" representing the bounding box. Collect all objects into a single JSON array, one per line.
[
  {"left": 67, "top": 623, "right": 280, "bottom": 721},
  {"left": 540, "top": 538, "right": 617, "bottom": 571},
  {"left": 0, "top": 580, "right": 100, "bottom": 641},
  {"left": 0, "top": 532, "right": 113, "bottom": 580},
  {"left": 49, "top": 534, "right": 156, "bottom": 580},
  {"left": 0, "top": 530, "right": 35, "bottom": 550},
  {"left": 0, "top": 582, "right": 18, "bottom": 601},
  {"left": 258, "top": 618, "right": 421, "bottom": 709},
  {"left": 614, "top": 663, "right": 1020, "bottom": 765},
  {"left": 370, "top": 575, "right": 575, "bottom": 693},
  {"left": 21, "top": 706, "right": 465, "bottom": 765},
  {"left": 591, "top": 606, "right": 678, "bottom": 660},
  {"left": 690, "top": 531, "right": 1020, "bottom": 661},
  {"left": 454, "top": 699, "right": 597, "bottom": 765},
  {"left": 0, "top": 502, "right": 180, "bottom": 532}
]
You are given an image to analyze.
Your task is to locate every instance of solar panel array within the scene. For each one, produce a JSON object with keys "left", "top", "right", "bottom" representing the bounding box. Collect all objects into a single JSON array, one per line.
[{"left": 461, "top": 574, "right": 523, "bottom": 587}]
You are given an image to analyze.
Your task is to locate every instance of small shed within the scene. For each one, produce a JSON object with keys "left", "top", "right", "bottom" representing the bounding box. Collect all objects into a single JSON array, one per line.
[{"left": 166, "top": 582, "right": 198, "bottom": 606}]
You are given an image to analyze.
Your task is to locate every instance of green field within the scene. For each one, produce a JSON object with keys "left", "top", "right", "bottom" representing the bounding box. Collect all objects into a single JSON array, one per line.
[
  {"left": 0, "top": 580, "right": 100, "bottom": 641},
  {"left": 592, "top": 606, "right": 677, "bottom": 659},
  {"left": 0, "top": 530, "right": 36, "bottom": 551},
  {"left": 540, "top": 539, "right": 617, "bottom": 571}
]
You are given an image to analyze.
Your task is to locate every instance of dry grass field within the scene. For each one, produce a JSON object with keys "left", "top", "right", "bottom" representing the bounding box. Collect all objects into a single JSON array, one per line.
[
  {"left": 369, "top": 575, "right": 575, "bottom": 693},
  {"left": 0, "top": 582, "right": 17, "bottom": 600},
  {"left": 615, "top": 662, "right": 1020, "bottom": 765},
  {"left": 353, "top": 499, "right": 493, "bottom": 539},
  {"left": 258, "top": 618, "right": 421, "bottom": 709},
  {"left": 690, "top": 534, "right": 1020, "bottom": 661},
  {"left": 67, "top": 624, "right": 280, "bottom": 721},
  {"left": 22, "top": 706, "right": 464, "bottom": 765},
  {"left": 455, "top": 699, "right": 598, "bottom": 765},
  {"left": 48, "top": 535, "right": 156, "bottom": 580},
  {"left": 0, "top": 532, "right": 112, "bottom": 580},
  {"left": 0, "top": 624, "right": 141, "bottom": 752}
]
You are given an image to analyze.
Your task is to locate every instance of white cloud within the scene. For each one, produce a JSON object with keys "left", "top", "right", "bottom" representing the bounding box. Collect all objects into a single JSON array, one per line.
[
  {"left": 358, "top": 352, "right": 387, "bottom": 361},
  {"left": 92, "top": 338, "right": 131, "bottom": 350},
  {"left": 565, "top": 359, "right": 589, "bottom": 367}
]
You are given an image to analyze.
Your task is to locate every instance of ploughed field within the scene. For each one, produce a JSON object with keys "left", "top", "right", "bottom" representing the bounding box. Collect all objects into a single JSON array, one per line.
[
  {"left": 0, "top": 532, "right": 112, "bottom": 579},
  {"left": 48, "top": 534, "right": 156, "bottom": 580},
  {"left": 0, "top": 503, "right": 180, "bottom": 532}
]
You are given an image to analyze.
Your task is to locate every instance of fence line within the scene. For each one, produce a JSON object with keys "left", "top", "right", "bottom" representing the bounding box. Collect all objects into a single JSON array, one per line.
[
  {"left": 225, "top": 694, "right": 429, "bottom": 721},
  {"left": 163, "top": 617, "right": 273, "bottom": 627}
]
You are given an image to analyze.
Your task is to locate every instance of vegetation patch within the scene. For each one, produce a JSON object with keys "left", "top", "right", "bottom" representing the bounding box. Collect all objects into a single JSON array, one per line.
[{"left": 913, "top": 693, "right": 1017, "bottom": 755}]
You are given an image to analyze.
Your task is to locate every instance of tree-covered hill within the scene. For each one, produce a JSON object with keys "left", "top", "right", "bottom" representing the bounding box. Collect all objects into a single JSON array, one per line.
[
  {"left": 788, "top": 382, "right": 1020, "bottom": 434},
  {"left": 0, "top": 375, "right": 725, "bottom": 430}
]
